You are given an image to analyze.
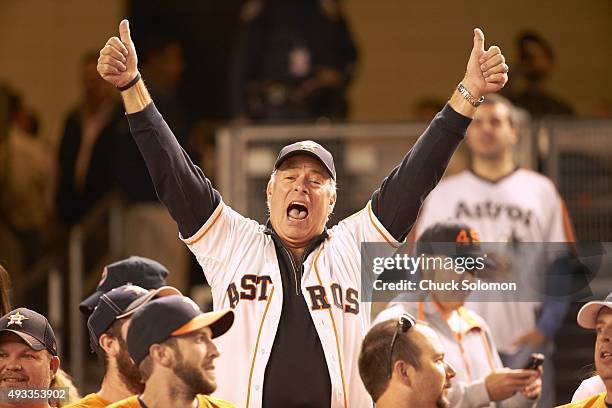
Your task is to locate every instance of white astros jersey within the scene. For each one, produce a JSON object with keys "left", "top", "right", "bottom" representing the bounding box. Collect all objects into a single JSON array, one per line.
[
  {"left": 414, "top": 168, "right": 574, "bottom": 353},
  {"left": 181, "top": 200, "right": 398, "bottom": 408}
]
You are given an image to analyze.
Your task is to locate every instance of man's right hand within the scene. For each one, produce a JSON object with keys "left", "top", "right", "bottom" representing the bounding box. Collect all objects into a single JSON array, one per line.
[
  {"left": 485, "top": 368, "right": 539, "bottom": 401},
  {"left": 97, "top": 19, "right": 139, "bottom": 87}
]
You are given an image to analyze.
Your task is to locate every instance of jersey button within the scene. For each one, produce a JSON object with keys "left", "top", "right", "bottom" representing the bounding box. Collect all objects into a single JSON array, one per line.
[
  {"left": 260, "top": 347, "right": 266, "bottom": 355},
  {"left": 254, "top": 385, "right": 260, "bottom": 391}
]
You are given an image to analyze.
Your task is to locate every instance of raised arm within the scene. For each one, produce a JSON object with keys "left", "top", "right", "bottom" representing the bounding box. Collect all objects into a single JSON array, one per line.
[
  {"left": 372, "top": 28, "right": 509, "bottom": 241},
  {"left": 97, "top": 20, "right": 219, "bottom": 238}
]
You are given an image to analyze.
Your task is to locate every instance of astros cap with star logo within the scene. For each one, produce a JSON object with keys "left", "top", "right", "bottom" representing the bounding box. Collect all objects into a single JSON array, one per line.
[{"left": 0, "top": 308, "right": 58, "bottom": 356}]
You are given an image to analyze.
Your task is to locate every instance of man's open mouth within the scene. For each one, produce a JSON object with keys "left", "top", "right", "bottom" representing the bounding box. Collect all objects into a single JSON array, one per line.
[
  {"left": 600, "top": 351, "right": 612, "bottom": 361},
  {"left": 287, "top": 202, "right": 309, "bottom": 221}
]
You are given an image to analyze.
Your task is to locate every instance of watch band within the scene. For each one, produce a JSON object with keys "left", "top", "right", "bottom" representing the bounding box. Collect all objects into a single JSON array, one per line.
[{"left": 457, "top": 82, "right": 485, "bottom": 107}]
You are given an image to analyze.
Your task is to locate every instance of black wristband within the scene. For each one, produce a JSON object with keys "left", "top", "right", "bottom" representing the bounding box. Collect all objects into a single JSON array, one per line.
[{"left": 117, "top": 72, "right": 141, "bottom": 92}]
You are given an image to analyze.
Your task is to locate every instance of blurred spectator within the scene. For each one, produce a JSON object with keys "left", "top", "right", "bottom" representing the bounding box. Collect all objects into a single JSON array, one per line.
[
  {"left": 414, "top": 98, "right": 445, "bottom": 121},
  {"left": 559, "top": 292, "right": 612, "bottom": 406},
  {"left": 358, "top": 313, "right": 456, "bottom": 407},
  {"left": 66, "top": 284, "right": 181, "bottom": 407},
  {"left": 139, "top": 34, "right": 188, "bottom": 139},
  {"left": 55, "top": 52, "right": 127, "bottom": 225},
  {"left": 231, "top": 0, "right": 358, "bottom": 123},
  {"left": 115, "top": 37, "right": 191, "bottom": 293},
  {"left": 413, "top": 94, "right": 575, "bottom": 406},
  {"left": 0, "top": 308, "right": 61, "bottom": 408},
  {"left": 79, "top": 256, "right": 170, "bottom": 316},
  {"left": 0, "top": 85, "right": 54, "bottom": 268},
  {"left": 508, "top": 31, "right": 573, "bottom": 117},
  {"left": 376, "top": 223, "right": 542, "bottom": 407}
]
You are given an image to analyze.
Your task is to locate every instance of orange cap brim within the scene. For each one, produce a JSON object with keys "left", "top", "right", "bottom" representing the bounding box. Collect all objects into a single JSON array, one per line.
[{"left": 171, "top": 309, "right": 234, "bottom": 339}]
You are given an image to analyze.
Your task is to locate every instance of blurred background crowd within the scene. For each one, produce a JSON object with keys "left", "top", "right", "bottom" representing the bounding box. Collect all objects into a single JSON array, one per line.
[{"left": 0, "top": 0, "right": 611, "bottom": 404}]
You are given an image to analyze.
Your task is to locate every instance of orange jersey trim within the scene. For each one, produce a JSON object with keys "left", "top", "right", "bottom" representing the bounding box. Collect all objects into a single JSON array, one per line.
[
  {"left": 313, "top": 244, "right": 348, "bottom": 408},
  {"left": 246, "top": 286, "right": 275, "bottom": 408},
  {"left": 367, "top": 201, "right": 398, "bottom": 248},
  {"left": 183, "top": 204, "right": 225, "bottom": 245}
]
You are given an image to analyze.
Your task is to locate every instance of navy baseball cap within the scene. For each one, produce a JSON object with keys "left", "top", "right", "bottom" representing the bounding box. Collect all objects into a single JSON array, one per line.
[
  {"left": 417, "top": 223, "right": 494, "bottom": 272},
  {"left": 127, "top": 296, "right": 234, "bottom": 366},
  {"left": 274, "top": 140, "right": 336, "bottom": 181},
  {"left": 80, "top": 256, "right": 169, "bottom": 315},
  {"left": 577, "top": 291, "right": 612, "bottom": 329},
  {"left": 87, "top": 284, "right": 182, "bottom": 352},
  {"left": 0, "top": 308, "right": 58, "bottom": 356}
]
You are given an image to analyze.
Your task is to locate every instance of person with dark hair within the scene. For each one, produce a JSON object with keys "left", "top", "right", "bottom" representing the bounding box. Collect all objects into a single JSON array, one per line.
[
  {"left": 376, "top": 223, "right": 542, "bottom": 407},
  {"left": 0, "top": 86, "right": 54, "bottom": 269},
  {"left": 65, "top": 284, "right": 181, "bottom": 408},
  {"left": 116, "top": 35, "right": 191, "bottom": 293},
  {"left": 79, "top": 256, "right": 170, "bottom": 316},
  {"left": 0, "top": 265, "right": 11, "bottom": 316},
  {"left": 107, "top": 296, "right": 235, "bottom": 408},
  {"left": 0, "top": 308, "right": 61, "bottom": 408},
  {"left": 358, "top": 314, "right": 456, "bottom": 407},
  {"left": 413, "top": 94, "right": 575, "bottom": 406},
  {"left": 55, "top": 52, "right": 127, "bottom": 225},
  {"left": 231, "top": 0, "right": 358, "bottom": 122},
  {"left": 509, "top": 31, "right": 573, "bottom": 116},
  {"left": 98, "top": 20, "right": 509, "bottom": 407}
]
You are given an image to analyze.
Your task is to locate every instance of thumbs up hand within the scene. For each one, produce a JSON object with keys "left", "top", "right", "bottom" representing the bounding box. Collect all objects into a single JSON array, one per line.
[
  {"left": 97, "top": 19, "right": 139, "bottom": 88},
  {"left": 462, "top": 28, "right": 509, "bottom": 98}
]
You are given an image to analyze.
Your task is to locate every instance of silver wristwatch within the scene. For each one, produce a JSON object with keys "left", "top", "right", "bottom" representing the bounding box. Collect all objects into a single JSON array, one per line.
[{"left": 457, "top": 83, "right": 485, "bottom": 107}]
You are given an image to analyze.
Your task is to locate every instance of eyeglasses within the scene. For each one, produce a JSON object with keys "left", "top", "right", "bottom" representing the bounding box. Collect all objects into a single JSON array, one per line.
[{"left": 388, "top": 313, "right": 416, "bottom": 377}]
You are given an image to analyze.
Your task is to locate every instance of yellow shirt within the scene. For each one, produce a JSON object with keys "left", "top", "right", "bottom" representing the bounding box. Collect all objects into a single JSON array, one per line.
[
  {"left": 106, "top": 394, "right": 235, "bottom": 408},
  {"left": 557, "top": 393, "right": 608, "bottom": 408},
  {"left": 63, "top": 393, "right": 111, "bottom": 408}
]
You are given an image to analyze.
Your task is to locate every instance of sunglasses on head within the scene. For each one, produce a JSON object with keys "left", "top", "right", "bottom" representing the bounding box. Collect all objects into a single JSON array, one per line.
[{"left": 388, "top": 312, "right": 416, "bottom": 377}]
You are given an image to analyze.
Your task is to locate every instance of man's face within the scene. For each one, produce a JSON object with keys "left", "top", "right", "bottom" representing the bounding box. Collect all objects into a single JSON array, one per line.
[
  {"left": 411, "top": 326, "right": 455, "bottom": 408},
  {"left": 594, "top": 308, "right": 612, "bottom": 383},
  {"left": 267, "top": 155, "right": 336, "bottom": 249},
  {"left": 466, "top": 103, "right": 517, "bottom": 161},
  {"left": 117, "top": 320, "right": 144, "bottom": 394},
  {"left": 171, "top": 327, "right": 220, "bottom": 396},
  {"left": 521, "top": 40, "right": 553, "bottom": 82},
  {"left": 429, "top": 259, "right": 473, "bottom": 307},
  {"left": 0, "top": 333, "right": 59, "bottom": 390}
]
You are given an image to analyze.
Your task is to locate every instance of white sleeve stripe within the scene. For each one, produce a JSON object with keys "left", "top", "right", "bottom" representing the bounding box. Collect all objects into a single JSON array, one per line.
[
  {"left": 180, "top": 201, "right": 225, "bottom": 245},
  {"left": 367, "top": 201, "right": 404, "bottom": 248}
]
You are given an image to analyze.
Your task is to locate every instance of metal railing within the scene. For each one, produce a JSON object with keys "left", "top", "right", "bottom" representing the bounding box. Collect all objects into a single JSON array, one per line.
[
  {"left": 216, "top": 119, "right": 536, "bottom": 223},
  {"left": 68, "top": 194, "right": 124, "bottom": 384}
]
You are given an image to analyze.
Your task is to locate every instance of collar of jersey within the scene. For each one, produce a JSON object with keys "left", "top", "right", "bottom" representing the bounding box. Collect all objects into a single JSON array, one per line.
[{"left": 264, "top": 220, "right": 329, "bottom": 260}]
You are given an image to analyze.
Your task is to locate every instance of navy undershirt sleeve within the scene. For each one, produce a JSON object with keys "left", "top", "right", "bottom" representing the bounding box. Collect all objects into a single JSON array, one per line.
[
  {"left": 371, "top": 104, "right": 471, "bottom": 241},
  {"left": 126, "top": 102, "right": 221, "bottom": 238}
]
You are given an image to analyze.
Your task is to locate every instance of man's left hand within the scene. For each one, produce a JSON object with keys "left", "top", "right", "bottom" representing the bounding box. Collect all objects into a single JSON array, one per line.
[{"left": 463, "top": 28, "right": 509, "bottom": 98}]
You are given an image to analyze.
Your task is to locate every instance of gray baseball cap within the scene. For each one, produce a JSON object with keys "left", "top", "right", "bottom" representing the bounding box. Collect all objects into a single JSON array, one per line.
[{"left": 274, "top": 140, "right": 336, "bottom": 181}]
